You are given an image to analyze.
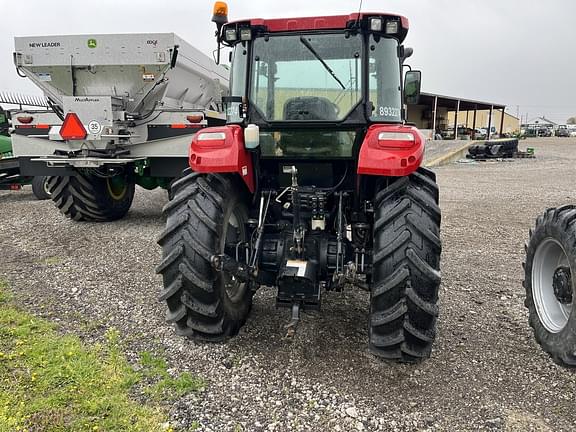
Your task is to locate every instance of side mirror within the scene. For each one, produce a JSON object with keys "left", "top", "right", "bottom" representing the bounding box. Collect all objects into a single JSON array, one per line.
[
  {"left": 404, "top": 70, "right": 421, "bottom": 105},
  {"left": 398, "top": 46, "right": 414, "bottom": 62}
]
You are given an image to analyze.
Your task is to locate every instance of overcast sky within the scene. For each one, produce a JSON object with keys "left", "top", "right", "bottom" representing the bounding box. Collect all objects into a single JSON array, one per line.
[{"left": 1, "top": 0, "right": 574, "bottom": 123}]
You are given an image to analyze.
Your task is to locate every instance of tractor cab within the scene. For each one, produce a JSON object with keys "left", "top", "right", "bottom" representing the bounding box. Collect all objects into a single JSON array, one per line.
[{"left": 202, "top": 3, "right": 424, "bottom": 190}]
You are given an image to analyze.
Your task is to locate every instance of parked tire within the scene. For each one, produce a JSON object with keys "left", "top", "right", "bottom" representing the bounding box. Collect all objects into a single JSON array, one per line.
[
  {"left": 369, "top": 167, "right": 442, "bottom": 362},
  {"left": 156, "top": 172, "right": 253, "bottom": 341},
  {"left": 48, "top": 171, "right": 135, "bottom": 222},
  {"left": 524, "top": 205, "right": 576, "bottom": 367},
  {"left": 31, "top": 176, "right": 52, "bottom": 200}
]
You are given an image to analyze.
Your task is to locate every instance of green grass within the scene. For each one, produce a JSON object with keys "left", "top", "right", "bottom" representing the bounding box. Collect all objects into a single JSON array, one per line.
[
  {"left": 0, "top": 280, "right": 203, "bottom": 431},
  {"left": 41, "top": 256, "right": 64, "bottom": 266},
  {"left": 139, "top": 351, "right": 205, "bottom": 401}
]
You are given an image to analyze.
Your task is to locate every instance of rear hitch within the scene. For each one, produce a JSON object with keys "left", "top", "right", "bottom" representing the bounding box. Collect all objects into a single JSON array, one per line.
[{"left": 284, "top": 302, "right": 302, "bottom": 339}]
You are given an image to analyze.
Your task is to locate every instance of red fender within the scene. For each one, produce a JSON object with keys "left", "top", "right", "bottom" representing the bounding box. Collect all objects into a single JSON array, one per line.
[
  {"left": 357, "top": 124, "right": 425, "bottom": 177},
  {"left": 189, "top": 125, "right": 255, "bottom": 193}
]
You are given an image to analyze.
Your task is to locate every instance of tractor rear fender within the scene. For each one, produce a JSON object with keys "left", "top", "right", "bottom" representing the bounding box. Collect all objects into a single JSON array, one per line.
[
  {"left": 189, "top": 125, "right": 255, "bottom": 193},
  {"left": 357, "top": 124, "right": 425, "bottom": 177}
]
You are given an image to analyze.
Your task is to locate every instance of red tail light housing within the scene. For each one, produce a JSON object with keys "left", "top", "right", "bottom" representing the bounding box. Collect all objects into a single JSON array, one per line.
[
  {"left": 357, "top": 124, "right": 425, "bottom": 177},
  {"left": 17, "top": 116, "right": 33, "bottom": 124},
  {"left": 186, "top": 114, "right": 204, "bottom": 123},
  {"left": 59, "top": 113, "right": 87, "bottom": 140}
]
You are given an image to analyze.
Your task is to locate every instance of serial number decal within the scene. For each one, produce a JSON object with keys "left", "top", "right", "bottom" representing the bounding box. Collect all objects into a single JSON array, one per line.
[{"left": 378, "top": 106, "right": 401, "bottom": 117}]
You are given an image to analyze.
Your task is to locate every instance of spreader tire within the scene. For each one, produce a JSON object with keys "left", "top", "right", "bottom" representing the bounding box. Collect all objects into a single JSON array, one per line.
[
  {"left": 156, "top": 172, "right": 253, "bottom": 341},
  {"left": 32, "top": 176, "right": 51, "bottom": 200},
  {"left": 369, "top": 167, "right": 442, "bottom": 362},
  {"left": 524, "top": 205, "right": 576, "bottom": 368},
  {"left": 48, "top": 171, "right": 134, "bottom": 222}
]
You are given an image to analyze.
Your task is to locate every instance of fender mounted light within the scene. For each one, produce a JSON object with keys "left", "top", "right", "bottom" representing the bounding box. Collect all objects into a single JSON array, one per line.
[
  {"left": 197, "top": 132, "right": 226, "bottom": 141},
  {"left": 377, "top": 131, "right": 415, "bottom": 148}
]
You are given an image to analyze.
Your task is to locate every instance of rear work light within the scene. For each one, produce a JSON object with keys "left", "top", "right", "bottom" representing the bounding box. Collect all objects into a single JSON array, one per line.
[
  {"left": 239, "top": 28, "right": 252, "bottom": 41},
  {"left": 225, "top": 28, "right": 238, "bottom": 42},
  {"left": 385, "top": 20, "right": 399, "bottom": 34},
  {"left": 59, "top": 112, "right": 87, "bottom": 140},
  {"left": 370, "top": 18, "right": 383, "bottom": 32},
  {"left": 377, "top": 131, "right": 415, "bottom": 148}
]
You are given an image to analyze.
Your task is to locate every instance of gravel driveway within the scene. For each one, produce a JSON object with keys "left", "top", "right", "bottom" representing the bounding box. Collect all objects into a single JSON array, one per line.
[{"left": 1, "top": 137, "right": 575, "bottom": 431}]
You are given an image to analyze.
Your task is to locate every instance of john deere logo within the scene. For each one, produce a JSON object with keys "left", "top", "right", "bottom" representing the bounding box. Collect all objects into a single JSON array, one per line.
[{"left": 87, "top": 39, "right": 97, "bottom": 49}]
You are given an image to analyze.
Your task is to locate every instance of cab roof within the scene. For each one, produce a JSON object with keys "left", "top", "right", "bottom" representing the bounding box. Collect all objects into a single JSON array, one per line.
[{"left": 226, "top": 12, "right": 409, "bottom": 42}]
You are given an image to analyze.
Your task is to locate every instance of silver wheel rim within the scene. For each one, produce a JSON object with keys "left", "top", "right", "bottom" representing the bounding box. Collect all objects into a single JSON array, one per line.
[
  {"left": 532, "top": 237, "right": 573, "bottom": 333},
  {"left": 43, "top": 177, "right": 51, "bottom": 196}
]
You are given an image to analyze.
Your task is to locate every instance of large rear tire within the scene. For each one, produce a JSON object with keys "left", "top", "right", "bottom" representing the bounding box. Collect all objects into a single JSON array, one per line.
[
  {"left": 48, "top": 172, "right": 135, "bottom": 222},
  {"left": 156, "top": 172, "right": 253, "bottom": 340},
  {"left": 524, "top": 206, "right": 576, "bottom": 367},
  {"left": 369, "top": 167, "right": 442, "bottom": 362}
]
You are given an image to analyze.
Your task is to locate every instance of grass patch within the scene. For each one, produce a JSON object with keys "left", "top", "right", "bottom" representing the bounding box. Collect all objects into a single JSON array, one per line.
[
  {"left": 0, "top": 279, "right": 202, "bottom": 431},
  {"left": 139, "top": 351, "right": 205, "bottom": 401},
  {"left": 41, "top": 256, "right": 64, "bottom": 266}
]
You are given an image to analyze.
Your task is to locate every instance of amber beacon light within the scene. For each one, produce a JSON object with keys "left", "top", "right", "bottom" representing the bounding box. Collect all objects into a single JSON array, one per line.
[{"left": 212, "top": 2, "right": 228, "bottom": 25}]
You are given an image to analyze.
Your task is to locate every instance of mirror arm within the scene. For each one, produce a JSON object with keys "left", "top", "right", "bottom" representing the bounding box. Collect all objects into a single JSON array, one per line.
[{"left": 214, "top": 26, "right": 223, "bottom": 65}]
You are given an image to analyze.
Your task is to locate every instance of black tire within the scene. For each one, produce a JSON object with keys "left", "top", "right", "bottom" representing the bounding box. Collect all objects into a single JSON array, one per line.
[
  {"left": 524, "top": 205, "right": 576, "bottom": 368},
  {"left": 48, "top": 172, "right": 135, "bottom": 222},
  {"left": 31, "top": 176, "right": 51, "bottom": 200},
  {"left": 156, "top": 172, "right": 253, "bottom": 341},
  {"left": 369, "top": 167, "right": 442, "bottom": 362}
]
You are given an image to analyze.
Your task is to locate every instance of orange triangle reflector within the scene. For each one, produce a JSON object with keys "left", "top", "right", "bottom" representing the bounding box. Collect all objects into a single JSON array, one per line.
[{"left": 60, "top": 112, "right": 87, "bottom": 140}]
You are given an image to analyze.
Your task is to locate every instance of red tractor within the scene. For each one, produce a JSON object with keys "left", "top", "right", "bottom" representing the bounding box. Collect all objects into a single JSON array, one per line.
[{"left": 157, "top": 3, "right": 442, "bottom": 362}]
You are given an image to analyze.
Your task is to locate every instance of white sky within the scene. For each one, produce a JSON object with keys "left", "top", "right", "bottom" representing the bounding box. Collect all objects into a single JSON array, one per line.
[{"left": 1, "top": 0, "right": 574, "bottom": 123}]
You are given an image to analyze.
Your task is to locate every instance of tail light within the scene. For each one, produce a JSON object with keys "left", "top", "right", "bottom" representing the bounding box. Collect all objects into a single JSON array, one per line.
[
  {"left": 186, "top": 114, "right": 204, "bottom": 123},
  {"left": 59, "top": 113, "right": 87, "bottom": 140},
  {"left": 17, "top": 116, "right": 33, "bottom": 124},
  {"left": 377, "top": 131, "right": 416, "bottom": 148}
]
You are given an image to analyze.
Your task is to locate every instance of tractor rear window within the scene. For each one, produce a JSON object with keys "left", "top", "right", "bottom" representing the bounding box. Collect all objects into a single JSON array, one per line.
[
  {"left": 368, "top": 36, "right": 402, "bottom": 122},
  {"left": 259, "top": 129, "right": 356, "bottom": 158},
  {"left": 250, "top": 33, "right": 363, "bottom": 122}
]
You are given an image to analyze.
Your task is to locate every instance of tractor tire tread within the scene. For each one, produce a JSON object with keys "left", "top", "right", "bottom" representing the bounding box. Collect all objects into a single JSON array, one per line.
[{"left": 370, "top": 167, "right": 441, "bottom": 363}]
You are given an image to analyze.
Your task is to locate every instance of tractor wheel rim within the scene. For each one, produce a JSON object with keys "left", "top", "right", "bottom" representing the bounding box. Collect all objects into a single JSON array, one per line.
[
  {"left": 43, "top": 177, "right": 52, "bottom": 196},
  {"left": 106, "top": 177, "right": 127, "bottom": 201},
  {"left": 223, "top": 211, "right": 245, "bottom": 302},
  {"left": 532, "top": 237, "right": 573, "bottom": 333}
]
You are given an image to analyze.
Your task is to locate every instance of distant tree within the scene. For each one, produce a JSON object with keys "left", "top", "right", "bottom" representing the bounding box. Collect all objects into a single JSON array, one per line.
[{"left": 567, "top": 117, "right": 576, "bottom": 124}]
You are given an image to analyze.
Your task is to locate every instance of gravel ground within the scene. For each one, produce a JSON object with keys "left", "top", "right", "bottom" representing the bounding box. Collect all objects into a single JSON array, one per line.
[{"left": 1, "top": 137, "right": 575, "bottom": 431}]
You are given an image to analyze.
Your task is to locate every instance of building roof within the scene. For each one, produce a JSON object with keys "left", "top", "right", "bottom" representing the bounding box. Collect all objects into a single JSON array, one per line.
[
  {"left": 419, "top": 92, "right": 506, "bottom": 111},
  {"left": 524, "top": 116, "right": 557, "bottom": 126}
]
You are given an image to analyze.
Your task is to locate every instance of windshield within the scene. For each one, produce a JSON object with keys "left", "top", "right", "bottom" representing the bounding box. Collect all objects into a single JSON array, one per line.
[{"left": 250, "top": 33, "right": 363, "bottom": 122}]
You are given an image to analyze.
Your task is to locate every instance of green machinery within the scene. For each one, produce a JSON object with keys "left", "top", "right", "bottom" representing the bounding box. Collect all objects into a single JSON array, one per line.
[{"left": 0, "top": 104, "right": 50, "bottom": 199}]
